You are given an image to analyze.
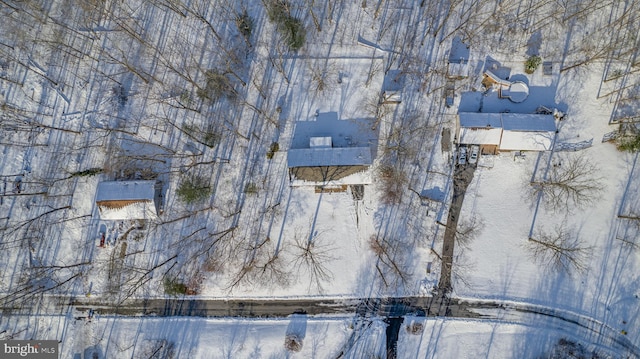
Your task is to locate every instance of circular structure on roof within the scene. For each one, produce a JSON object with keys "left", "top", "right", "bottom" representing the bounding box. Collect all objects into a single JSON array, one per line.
[{"left": 507, "top": 81, "right": 529, "bottom": 103}]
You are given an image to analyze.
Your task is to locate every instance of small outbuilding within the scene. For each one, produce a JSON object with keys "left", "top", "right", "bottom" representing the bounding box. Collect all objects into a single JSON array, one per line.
[
  {"left": 95, "top": 180, "right": 159, "bottom": 220},
  {"left": 448, "top": 36, "right": 471, "bottom": 79}
]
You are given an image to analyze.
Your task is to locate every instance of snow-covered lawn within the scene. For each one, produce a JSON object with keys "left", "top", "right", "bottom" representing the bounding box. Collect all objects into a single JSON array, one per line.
[
  {"left": 454, "top": 63, "right": 640, "bottom": 345},
  {"left": 7, "top": 314, "right": 384, "bottom": 359}
]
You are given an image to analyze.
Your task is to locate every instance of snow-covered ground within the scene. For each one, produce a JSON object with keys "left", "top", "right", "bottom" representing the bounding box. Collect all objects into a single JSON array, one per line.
[
  {"left": 454, "top": 62, "right": 640, "bottom": 343},
  {"left": 3, "top": 312, "right": 623, "bottom": 358},
  {"left": 1, "top": 313, "right": 384, "bottom": 358},
  {"left": 398, "top": 315, "right": 623, "bottom": 359}
]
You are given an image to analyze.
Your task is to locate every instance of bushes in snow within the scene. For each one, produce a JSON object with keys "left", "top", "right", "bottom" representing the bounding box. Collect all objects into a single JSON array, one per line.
[
  {"left": 176, "top": 176, "right": 211, "bottom": 204},
  {"left": 244, "top": 182, "right": 259, "bottom": 195},
  {"left": 377, "top": 164, "right": 408, "bottom": 205},
  {"left": 266, "top": 142, "right": 279, "bottom": 159},
  {"left": 284, "top": 334, "right": 303, "bottom": 352},
  {"left": 235, "top": 9, "right": 254, "bottom": 43},
  {"left": 525, "top": 55, "right": 542, "bottom": 74},
  {"left": 265, "top": 0, "right": 306, "bottom": 50},
  {"left": 163, "top": 278, "right": 188, "bottom": 295},
  {"left": 196, "top": 69, "right": 236, "bottom": 103},
  {"left": 617, "top": 133, "right": 640, "bottom": 152},
  {"left": 181, "top": 123, "right": 221, "bottom": 148},
  {"left": 406, "top": 321, "right": 424, "bottom": 335},
  {"left": 71, "top": 167, "right": 103, "bottom": 177}
]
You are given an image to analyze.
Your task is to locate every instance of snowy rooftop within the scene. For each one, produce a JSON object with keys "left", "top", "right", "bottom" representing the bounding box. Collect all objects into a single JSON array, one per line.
[
  {"left": 448, "top": 36, "right": 470, "bottom": 63},
  {"left": 459, "top": 113, "right": 556, "bottom": 132},
  {"left": 501, "top": 113, "right": 556, "bottom": 132},
  {"left": 288, "top": 112, "right": 376, "bottom": 169},
  {"left": 96, "top": 180, "right": 156, "bottom": 202},
  {"left": 290, "top": 112, "right": 376, "bottom": 149},
  {"left": 459, "top": 113, "right": 503, "bottom": 128},
  {"left": 503, "top": 81, "right": 530, "bottom": 103},
  {"left": 483, "top": 70, "right": 511, "bottom": 86},
  {"left": 500, "top": 130, "right": 554, "bottom": 151},
  {"left": 448, "top": 62, "right": 470, "bottom": 78},
  {"left": 287, "top": 147, "right": 372, "bottom": 168},
  {"left": 459, "top": 127, "right": 503, "bottom": 145},
  {"left": 458, "top": 113, "right": 556, "bottom": 150},
  {"left": 310, "top": 136, "right": 332, "bottom": 148},
  {"left": 95, "top": 181, "right": 158, "bottom": 220}
]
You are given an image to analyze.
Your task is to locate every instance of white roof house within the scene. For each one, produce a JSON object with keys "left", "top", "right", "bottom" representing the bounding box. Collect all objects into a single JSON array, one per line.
[
  {"left": 96, "top": 180, "right": 158, "bottom": 220},
  {"left": 483, "top": 71, "right": 530, "bottom": 103},
  {"left": 501, "top": 81, "right": 529, "bottom": 103},
  {"left": 458, "top": 113, "right": 503, "bottom": 146},
  {"left": 457, "top": 113, "right": 557, "bottom": 152}
]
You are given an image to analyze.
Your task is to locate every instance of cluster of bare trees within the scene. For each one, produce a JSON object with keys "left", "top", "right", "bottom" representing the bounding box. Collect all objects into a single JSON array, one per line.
[
  {"left": 530, "top": 153, "right": 604, "bottom": 212},
  {"left": 0, "top": 205, "right": 90, "bottom": 307},
  {"left": 368, "top": 234, "right": 412, "bottom": 289},
  {"left": 5, "top": 0, "right": 635, "bottom": 306},
  {"left": 527, "top": 153, "right": 602, "bottom": 274},
  {"left": 0, "top": 0, "right": 241, "bottom": 304},
  {"left": 527, "top": 224, "right": 592, "bottom": 274}
]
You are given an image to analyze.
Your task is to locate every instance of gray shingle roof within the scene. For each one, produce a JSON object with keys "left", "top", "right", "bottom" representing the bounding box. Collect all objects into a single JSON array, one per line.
[{"left": 287, "top": 147, "right": 372, "bottom": 168}]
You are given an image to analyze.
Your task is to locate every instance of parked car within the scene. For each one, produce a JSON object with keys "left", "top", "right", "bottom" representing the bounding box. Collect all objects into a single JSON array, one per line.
[
  {"left": 458, "top": 147, "right": 467, "bottom": 165},
  {"left": 469, "top": 145, "right": 479, "bottom": 164}
]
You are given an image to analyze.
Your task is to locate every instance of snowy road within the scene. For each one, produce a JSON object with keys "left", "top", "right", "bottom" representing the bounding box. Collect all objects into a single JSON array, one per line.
[
  {"left": 65, "top": 294, "right": 640, "bottom": 356},
  {"left": 2, "top": 293, "right": 636, "bottom": 356}
]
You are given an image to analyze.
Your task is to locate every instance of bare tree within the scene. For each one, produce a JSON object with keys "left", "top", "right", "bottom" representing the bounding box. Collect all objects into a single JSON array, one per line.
[
  {"left": 530, "top": 153, "right": 604, "bottom": 212},
  {"left": 527, "top": 224, "right": 592, "bottom": 274},
  {"left": 368, "top": 234, "right": 412, "bottom": 288},
  {"left": 454, "top": 215, "right": 484, "bottom": 249},
  {"left": 307, "top": 59, "right": 339, "bottom": 99},
  {"left": 376, "top": 164, "right": 408, "bottom": 205},
  {"left": 616, "top": 218, "right": 640, "bottom": 251},
  {"left": 255, "top": 250, "right": 290, "bottom": 287},
  {"left": 291, "top": 229, "right": 335, "bottom": 292}
]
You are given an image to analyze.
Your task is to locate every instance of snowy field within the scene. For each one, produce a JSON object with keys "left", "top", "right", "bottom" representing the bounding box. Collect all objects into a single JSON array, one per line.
[
  {"left": 398, "top": 316, "right": 625, "bottom": 359},
  {"left": 2, "top": 313, "right": 624, "bottom": 358},
  {"left": 454, "top": 63, "right": 640, "bottom": 342},
  {"left": 1, "top": 313, "right": 384, "bottom": 358}
]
